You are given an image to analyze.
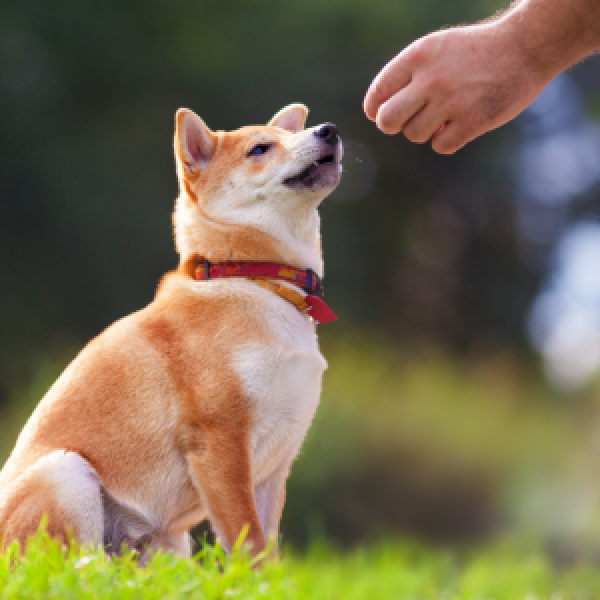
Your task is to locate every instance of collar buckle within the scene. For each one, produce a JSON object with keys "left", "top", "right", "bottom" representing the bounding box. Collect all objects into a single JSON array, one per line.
[{"left": 305, "top": 268, "right": 323, "bottom": 298}]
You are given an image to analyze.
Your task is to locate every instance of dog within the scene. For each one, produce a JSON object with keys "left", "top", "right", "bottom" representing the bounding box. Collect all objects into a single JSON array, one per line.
[{"left": 0, "top": 104, "right": 342, "bottom": 560}]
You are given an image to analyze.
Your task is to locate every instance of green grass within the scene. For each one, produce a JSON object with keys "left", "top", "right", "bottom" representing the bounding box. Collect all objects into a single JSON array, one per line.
[
  {"left": 4, "top": 334, "right": 600, "bottom": 597},
  {"left": 2, "top": 526, "right": 600, "bottom": 599}
]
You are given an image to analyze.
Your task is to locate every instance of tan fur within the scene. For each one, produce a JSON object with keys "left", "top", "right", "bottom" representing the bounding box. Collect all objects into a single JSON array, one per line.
[
  {"left": 1, "top": 476, "right": 72, "bottom": 549},
  {"left": 0, "top": 104, "right": 342, "bottom": 557}
]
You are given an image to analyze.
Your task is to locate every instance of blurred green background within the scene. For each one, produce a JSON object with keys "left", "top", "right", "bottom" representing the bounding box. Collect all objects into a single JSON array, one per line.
[{"left": 2, "top": 0, "right": 600, "bottom": 556}]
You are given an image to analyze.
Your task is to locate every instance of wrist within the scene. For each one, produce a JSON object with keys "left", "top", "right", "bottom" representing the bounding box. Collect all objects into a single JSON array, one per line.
[
  {"left": 499, "top": 0, "right": 600, "bottom": 81},
  {"left": 496, "top": 7, "right": 560, "bottom": 84}
]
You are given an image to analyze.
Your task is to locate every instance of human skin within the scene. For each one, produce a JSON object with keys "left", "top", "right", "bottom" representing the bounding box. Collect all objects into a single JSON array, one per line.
[{"left": 363, "top": 0, "right": 600, "bottom": 154}]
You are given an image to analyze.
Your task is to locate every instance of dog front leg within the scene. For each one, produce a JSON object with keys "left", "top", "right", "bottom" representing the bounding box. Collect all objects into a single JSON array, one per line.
[
  {"left": 254, "top": 467, "right": 288, "bottom": 551},
  {"left": 181, "top": 423, "right": 266, "bottom": 557}
]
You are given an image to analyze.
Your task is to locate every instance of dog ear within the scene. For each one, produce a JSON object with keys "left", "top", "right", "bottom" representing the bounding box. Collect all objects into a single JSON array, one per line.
[
  {"left": 268, "top": 104, "right": 309, "bottom": 133},
  {"left": 175, "top": 109, "right": 217, "bottom": 171}
]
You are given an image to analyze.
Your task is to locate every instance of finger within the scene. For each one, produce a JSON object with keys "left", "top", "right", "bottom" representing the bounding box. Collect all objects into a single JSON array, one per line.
[
  {"left": 364, "top": 50, "right": 413, "bottom": 121},
  {"left": 430, "top": 121, "right": 468, "bottom": 155},
  {"left": 433, "top": 123, "right": 447, "bottom": 137},
  {"left": 374, "top": 84, "right": 427, "bottom": 136},
  {"left": 402, "top": 103, "right": 449, "bottom": 144}
]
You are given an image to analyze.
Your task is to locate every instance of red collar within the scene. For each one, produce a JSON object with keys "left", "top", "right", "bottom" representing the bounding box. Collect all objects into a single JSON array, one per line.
[{"left": 194, "top": 260, "right": 337, "bottom": 324}]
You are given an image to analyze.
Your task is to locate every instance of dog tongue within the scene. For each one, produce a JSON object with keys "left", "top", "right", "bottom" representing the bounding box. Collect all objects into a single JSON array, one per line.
[{"left": 305, "top": 295, "right": 337, "bottom": 324}]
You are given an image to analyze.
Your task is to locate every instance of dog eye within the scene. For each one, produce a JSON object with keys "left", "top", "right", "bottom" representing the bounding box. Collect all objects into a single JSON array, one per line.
[{"left": 247, "top": 143, "right": 272, "bottom": 157}]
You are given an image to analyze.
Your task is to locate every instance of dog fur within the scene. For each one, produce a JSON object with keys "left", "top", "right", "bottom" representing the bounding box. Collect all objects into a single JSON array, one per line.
[{"left": 0, "top": 104, "right": 342, "bottom": 559}]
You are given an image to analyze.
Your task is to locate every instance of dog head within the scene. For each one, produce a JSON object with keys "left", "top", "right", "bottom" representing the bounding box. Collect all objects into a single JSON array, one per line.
[{"left": 173, "top": 104, "right": 342, "bottom": 277}]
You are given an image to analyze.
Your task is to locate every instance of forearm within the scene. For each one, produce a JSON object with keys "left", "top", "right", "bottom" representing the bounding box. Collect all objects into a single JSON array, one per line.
[
  {"left": 363, "top": 0, "right": 600, "bottom": 152},
  {"left": 500, "top": 0, "right": 600, "bottom": 80}
]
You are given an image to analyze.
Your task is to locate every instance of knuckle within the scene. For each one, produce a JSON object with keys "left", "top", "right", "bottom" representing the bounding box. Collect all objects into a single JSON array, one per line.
[
  {"left": 421, "top": 66, "right": 451, "bottom": 95},
  {"left": 379, "top": 121, "right": 398, "bottom": 135},
  {"left": 424, "top": 73, "right": 443, "bottom": 93},
  {"left": 363, "top": 96, "right": 376, "bottom": 119},
  {"left": 432, "top": 136, "right": 459, "bottom": 155},
  {"left": 372, "top": 80, "right": 387, "bottom": 100},
  {"left": 403, "top": 123, "right": 426, "bottom": 144},
  {"left": 376, "top": 112, "right": 398, "bottom": 135},
  {"left": 409, "top": 38, "right": 431, "bottom": 64}
]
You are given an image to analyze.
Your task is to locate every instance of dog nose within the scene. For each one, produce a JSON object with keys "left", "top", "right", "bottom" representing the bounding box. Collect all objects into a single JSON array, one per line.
[{"left": 315, "top": 123, "right": 339, "bottom": 146}]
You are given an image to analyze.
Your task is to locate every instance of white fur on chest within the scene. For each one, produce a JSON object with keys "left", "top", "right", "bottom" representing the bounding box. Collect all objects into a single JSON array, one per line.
[{"left": 231, "top": 285, "right": 327, "bottom": 482}]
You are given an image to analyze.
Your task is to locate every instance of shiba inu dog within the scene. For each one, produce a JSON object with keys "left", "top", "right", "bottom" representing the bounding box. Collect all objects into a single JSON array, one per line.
[{"left": 0, "top": 104, "right": 342, "bottom": 560}]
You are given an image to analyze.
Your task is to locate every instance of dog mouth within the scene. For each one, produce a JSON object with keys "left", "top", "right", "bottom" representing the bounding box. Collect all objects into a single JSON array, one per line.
[{"left": 283, "top": 153, "right": 340, "bottom": 187}]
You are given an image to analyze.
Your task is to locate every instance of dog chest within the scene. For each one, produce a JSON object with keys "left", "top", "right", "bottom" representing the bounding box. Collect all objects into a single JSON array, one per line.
[{"left": 232, "top": 319, "right": 326, "bottom": 480}]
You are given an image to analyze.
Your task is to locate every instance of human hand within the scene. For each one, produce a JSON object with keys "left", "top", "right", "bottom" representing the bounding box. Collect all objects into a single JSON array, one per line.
[{"left": 363, "top": 22, "right": 550, "bottom": 154}]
